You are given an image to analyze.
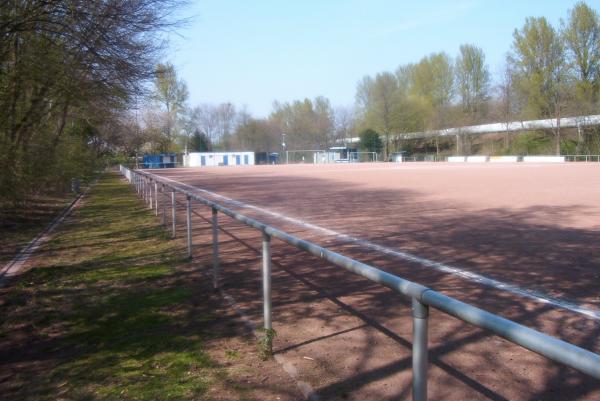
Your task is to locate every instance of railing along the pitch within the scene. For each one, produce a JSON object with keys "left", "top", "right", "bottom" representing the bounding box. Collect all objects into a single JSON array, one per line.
[
  {"left": 119, "top": 165, "right": 600, "bottom": 401},
  {"left": 564, "top": 154, "right": 600, "bottom": 162}
]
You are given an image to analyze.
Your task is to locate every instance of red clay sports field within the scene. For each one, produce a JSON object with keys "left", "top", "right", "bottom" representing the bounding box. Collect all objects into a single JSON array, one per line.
[{"left": 142, "top": 162, "right": 600, "bottom": 400}]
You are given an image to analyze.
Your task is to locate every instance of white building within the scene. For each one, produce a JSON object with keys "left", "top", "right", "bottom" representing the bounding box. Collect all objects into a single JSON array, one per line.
[{"left": 183, "top": 152, "right": 255, "bottom": 167}]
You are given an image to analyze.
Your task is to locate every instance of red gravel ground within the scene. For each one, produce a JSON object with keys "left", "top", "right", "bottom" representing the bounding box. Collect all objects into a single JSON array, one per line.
[{"left": 144, "top": 162, "right": 600, "bottom": 400}]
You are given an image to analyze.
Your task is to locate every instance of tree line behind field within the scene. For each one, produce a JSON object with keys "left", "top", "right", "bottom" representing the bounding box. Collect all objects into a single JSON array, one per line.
[
  {"left": 3, "top": 2, "right": 600, "bottom": 205},
  {"left": 145, "top": 1, "right": 599, "bottom": 160}
]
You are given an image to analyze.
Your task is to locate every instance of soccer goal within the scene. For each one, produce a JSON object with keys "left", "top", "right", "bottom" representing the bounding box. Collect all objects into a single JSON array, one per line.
[
  {"left": 284, "top": 150, "right": 325, "bottom": 164},
  {"left": 349, "top": 152, "right": 378, "bottom": 163}
]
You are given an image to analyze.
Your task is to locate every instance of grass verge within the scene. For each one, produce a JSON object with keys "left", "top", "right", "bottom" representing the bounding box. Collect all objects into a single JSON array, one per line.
[{"left": 0, "top": 173, "right": 281, "bottom": 401}]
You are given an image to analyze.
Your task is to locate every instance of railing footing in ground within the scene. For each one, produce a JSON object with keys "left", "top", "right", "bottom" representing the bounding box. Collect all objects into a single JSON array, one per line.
[{"left": 120, "top": 165, "right": 600, "bottom": 399}]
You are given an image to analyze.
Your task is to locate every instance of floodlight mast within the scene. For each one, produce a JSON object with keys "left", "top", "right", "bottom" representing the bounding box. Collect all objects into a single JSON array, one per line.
[{"left": 281, "top": 133, "right": 287, "bottom": 164}]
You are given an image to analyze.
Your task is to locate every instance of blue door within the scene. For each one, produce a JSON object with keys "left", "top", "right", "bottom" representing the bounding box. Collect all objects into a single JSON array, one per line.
[
  {"left": 223, "top": 155, "right": 228, "bottom": 166},
  {"left": 236, "top": 155, "right": 241, "bottom": 165},
  {"left": 201, "top": 156, "right": 206, "bottom": 166},
  {"left": 244, "top": 155, "right": 249, "bottom": 164}
]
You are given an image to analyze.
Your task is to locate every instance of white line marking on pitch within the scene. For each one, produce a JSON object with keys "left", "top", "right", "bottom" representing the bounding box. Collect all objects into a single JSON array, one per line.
[{"left": 150, "top": 172, "right": 600, "bottom": 321}]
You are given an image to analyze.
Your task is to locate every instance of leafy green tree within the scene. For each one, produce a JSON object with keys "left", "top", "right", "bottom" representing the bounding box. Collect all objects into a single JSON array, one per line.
[
  {"left": 410, "top": 53, "right": 455, "bottom": 112},
  {"left": 455, "top": 44, "right": 490, "bottom": 120},
  {"left": 409, "top": 52, "right": 455, "bottom": 155},
  {"left": 356, "top": 72, "right": 398, "bottom": 159},
  {"left": 511, "top": 17, "right": 564, "bottom": 118},
  {"left": 359, "top": 129, "right": 383, "bottom": 154},
  {"left": 562, "top": 2, "right": 600, "bottom": 112},
  {"left": 511, "top": 17, "right": 566, "bottom": 154},
  {"left": 152, "top": 62, "right": 189, "bottom": 152}
]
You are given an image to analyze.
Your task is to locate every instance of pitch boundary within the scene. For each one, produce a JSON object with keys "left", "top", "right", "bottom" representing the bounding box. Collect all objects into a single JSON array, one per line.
[{"left": 148, "top": 171, "right": 600, "bottom": 321}]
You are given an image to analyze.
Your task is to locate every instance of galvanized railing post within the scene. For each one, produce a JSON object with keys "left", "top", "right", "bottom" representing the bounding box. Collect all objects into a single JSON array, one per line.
[
  {"left": 162, "top": 184, "right": 167, "bottom": 225},
  {"left": 148, "top": 179, "right": 152, "bottom": 207},
  {"left": 143, "top": 178, "right": 147, "bottom": 202},
  {"left": 154, "top": 181, "right": 159, "bottom": 216},
  {"left": 262, "top": 232, "right": 272, "bottom": 330},
  {"left": 212, "top": 207, "right": 220, "bottom": 289},
  {"left": 412, "top": 298, "right": 429, "bottom": 401},
  {"left": 171, "top": 191, "right": 177, "bottom": 238},
  {"left": 186, "top": 195, "right": 192, "bottom": 258}
]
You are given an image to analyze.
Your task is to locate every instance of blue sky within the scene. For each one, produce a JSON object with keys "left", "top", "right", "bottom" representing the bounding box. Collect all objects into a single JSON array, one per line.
[{"left": 169, "top": 0, "right": 600, "bottom": 118}]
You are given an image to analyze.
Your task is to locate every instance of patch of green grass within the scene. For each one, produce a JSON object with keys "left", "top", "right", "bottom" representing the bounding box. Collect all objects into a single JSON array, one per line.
[
  {"left": 0, "top": 173, "right": 229, "bottom": 401},
  {"left": 225, "top": 349, "right": 240, "bottom": 360}
]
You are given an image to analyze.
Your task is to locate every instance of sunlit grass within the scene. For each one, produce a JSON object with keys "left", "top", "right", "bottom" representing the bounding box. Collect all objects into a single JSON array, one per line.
[{"left": 0, "top": 173, "right": 231, "bottom": 401}]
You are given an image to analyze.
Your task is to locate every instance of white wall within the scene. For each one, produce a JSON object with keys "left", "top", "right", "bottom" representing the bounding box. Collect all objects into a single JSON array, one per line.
[
  {"left": 184, "top": 152, "right": 255, "bottom": 167},
  {"left": 522, "top": 156, "right": 565, "bottom": 163},
  {"left": 489, "top": 156, "right": 519, "bottom": 163},
  {"left": 466, "top": 156, "right": 488, "bottom": 163}
]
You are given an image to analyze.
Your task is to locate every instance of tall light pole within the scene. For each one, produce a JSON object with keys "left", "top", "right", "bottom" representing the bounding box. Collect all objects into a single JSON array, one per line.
[{"left": 281, "top": 133, "right": 287, "bottom": 164}]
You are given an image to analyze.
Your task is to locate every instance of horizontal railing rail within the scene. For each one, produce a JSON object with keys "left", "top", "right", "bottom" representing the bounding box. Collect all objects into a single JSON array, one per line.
[
  {"left": 564, "top": 154, "right": 600, "bottom": 162},
  {"left": 119, "top": 165, "right": 600, "bottom": 401}
]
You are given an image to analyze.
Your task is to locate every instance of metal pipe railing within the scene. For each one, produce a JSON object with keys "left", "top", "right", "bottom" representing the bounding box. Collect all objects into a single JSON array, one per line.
[
  {"left": 171, "top": 190, "right": 177, "bottom": 238},
  {"left": 119, "top": 165, "right": 600, "bottom": 400},
  {"left": 186, "top": 195, "right": 192, "bottom": 258},
  {"left": 212, "top": 207, "right": 220, "bottom": 290},
  {"left": 262, "top": 232, "right": 272, "bottom": 331},
  {"left": 161, "top": 184, "right": 167, "bottom": 225},
  {"left": 564, "top": 154, "right": 600, "bottom": 162}
]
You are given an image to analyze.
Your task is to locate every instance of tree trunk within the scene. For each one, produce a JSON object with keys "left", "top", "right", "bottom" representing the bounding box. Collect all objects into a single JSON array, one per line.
[
  {"left": 555, "top": 116, "right": 561, "bottom": 156},
  {"left": 385, "top": 132, "right": 390, "bottom": 161},
  {"left": 455, "top": 134, "right": 460, "bottom": 155}
]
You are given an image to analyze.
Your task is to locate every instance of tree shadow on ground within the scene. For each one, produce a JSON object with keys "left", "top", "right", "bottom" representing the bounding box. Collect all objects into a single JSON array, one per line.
[
  {"left": 166, "top": 171, "right": 600, "bottom": 401},
  {"left": 0, "top": 175, "right": 303, "bottom": 401}
]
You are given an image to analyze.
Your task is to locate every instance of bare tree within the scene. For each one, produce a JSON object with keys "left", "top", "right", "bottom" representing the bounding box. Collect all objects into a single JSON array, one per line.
[
  {"left": 333, "top": 106, "right": 356, "bottom": 145},
  {"left": 0, "top": 0, "right": 187, "bottom": 199}
]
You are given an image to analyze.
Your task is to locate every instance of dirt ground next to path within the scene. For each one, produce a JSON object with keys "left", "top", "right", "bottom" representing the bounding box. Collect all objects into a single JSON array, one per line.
[{"left": 144, "top": 162, "right": 600, "bottom": 400}]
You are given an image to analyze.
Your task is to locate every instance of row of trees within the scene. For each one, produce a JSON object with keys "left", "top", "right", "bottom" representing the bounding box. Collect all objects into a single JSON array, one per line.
[
  {"left": 0, "top": 0, "right": 185, "bottom": 202},
  {"left": 8, "top": 1, "right": 597, "bottom": 203},
  {"left": 356, "top": 1, "right": 600, "bottom": 158},
  {"left": 126, "top": 87, "right": 358, "bottom": 156},
  {"left": 147, "top": 1, "right": 600, "bottom": 160}
]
